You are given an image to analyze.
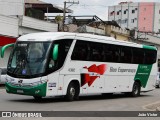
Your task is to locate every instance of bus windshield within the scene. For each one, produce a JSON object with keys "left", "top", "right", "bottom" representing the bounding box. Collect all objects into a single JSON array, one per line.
[{"left": 7, "top": 42, "right": 51, "bottom": 78}]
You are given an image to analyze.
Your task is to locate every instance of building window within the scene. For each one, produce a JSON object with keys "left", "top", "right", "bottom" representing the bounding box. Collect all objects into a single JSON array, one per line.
[
  {"left": 124, "top": 10, "right": 126, "bottom": 14},
  {"left": 131, "top": 19, "right": 134, "bottom": 23},
  {"left": 132, "top": 10, "right": 135, "bottom": 13},
  {"left": 117, "top": 11, "right": 119, "bottom": 15},
  {"left": 121, "top": 19, "right": 128, "bottom": 24},
  {"left": 135, "top": 8, "right": 138, "bottom": 10},
  {"left": 110, "top": 11, "right": 115, "bottom": 16},
  {"left": 158, "top": 29, "right": 160, "bottom": 33},
  {"left": 144, "top": 18, "right": 146, "bottom": 20}
]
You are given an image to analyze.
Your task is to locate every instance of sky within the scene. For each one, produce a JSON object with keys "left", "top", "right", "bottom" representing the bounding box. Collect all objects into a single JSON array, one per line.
[{"left": 42, "top": 0, "right": 160, "bottom": 20}]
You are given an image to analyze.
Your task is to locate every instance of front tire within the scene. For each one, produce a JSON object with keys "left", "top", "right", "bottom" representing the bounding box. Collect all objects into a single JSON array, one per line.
[{"left": 65, "top": 82, "right": 79, "bottom": 101}]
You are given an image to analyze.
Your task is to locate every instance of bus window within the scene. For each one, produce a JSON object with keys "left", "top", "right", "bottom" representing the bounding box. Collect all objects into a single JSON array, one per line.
[
  {"left": 132, "top": 48, "right": 144, "bottom": 64},
  {"left": 71, "top": 40, "right": 89, "bottom": 61},
  {"left": 103, "top": 44, "right": 113, "bottom": 62},
  {"left": 109, "top": 44, "right": 120, "bottom": 63},
  {"left": 90, "top": 42, "right": 103, "bottom": 62},
  {"left": 48, "top": 39, "right": 73, "bottom": 72},
  {"left": 144, "top": 50, "right": 157, "bottom": 64},
  {"left": 120, "top": 46, "right": 132, "bottom": 63}
]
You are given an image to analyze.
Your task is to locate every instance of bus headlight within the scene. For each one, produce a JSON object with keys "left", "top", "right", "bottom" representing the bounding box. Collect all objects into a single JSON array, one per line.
[{"left": 6, "top": 77, "right": 15, "bottom": 83}]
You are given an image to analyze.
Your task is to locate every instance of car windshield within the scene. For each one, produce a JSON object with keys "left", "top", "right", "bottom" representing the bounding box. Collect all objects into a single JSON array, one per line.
[{"left": 7, "top": 42, "right": 51, "bottom": 78}]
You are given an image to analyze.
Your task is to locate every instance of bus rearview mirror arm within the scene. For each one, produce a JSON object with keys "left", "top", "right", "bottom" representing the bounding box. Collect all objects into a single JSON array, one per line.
[{"left": 1, "top": 43, "right": 14, "bottom": 58}]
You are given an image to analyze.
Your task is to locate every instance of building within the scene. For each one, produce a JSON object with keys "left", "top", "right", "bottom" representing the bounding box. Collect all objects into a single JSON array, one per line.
[
  {"left": 24, "top": 0, "right": 72, "bottom": 20},
  {"left": 74, "top": 18, "right": 130, "bottom": 41},
  {"left": 104, "top": 21, "right": 130, "bottom": 41},
  {"left": 108, "top": 1, "right": 160, "bottom": 66},
  {"left": 108, "top": 2, "right": 160, "bottom": 33},
  {"left": 0, "top": 0, "right": 71, "bottom": 67}
]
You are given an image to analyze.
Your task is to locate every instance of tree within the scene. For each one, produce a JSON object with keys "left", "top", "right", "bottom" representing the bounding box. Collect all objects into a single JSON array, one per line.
[{"left": 55, "top": 15, "right": 63, "bottom": 31}]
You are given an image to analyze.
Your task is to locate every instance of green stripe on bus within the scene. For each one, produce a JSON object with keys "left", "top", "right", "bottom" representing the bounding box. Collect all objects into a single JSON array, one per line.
[
  {"left": 143, "top": 45, "right": 156, "bottom": 50},
  {"left": 134, "top": 65, "right": 152, "bottom": 88}
]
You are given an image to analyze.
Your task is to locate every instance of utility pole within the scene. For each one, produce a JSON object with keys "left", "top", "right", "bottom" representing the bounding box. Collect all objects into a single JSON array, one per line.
[{"left": 63, "top": 1, "right": 79, "bottom": 31}]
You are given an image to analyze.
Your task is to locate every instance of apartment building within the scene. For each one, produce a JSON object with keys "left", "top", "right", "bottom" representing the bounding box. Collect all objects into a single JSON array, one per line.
[{"left": 108, "top": 2, "right": 160, "bottom": 33}]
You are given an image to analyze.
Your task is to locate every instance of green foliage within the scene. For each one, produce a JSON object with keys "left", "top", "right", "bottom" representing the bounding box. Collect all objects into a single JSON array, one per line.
[{"left": 55, "top": 15, "right": 63, "bottom": 23}]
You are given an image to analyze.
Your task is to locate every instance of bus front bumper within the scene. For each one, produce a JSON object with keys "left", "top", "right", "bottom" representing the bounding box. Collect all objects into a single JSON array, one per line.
[{"left": 5, "top": 82, "right": 47, "bottom": 97}]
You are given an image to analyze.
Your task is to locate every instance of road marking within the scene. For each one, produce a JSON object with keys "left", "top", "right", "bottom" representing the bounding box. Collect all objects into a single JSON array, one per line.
[{"left": 143, "top": 101, "right": 160, "bottom": 111}]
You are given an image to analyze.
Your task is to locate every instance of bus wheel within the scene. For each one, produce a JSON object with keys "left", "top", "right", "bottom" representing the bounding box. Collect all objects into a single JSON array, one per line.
[
  {"left": 33, "top": 96, "right": 42, "bottom": 101},
  {"left": 131, "top": 82, "right": 141, "bottom": 97},
  {"left": 156, "top": 84, "right": 160, "bottom": 88},
  {"left": 65, "top": 82, "right": 79, "bottom": 101}
]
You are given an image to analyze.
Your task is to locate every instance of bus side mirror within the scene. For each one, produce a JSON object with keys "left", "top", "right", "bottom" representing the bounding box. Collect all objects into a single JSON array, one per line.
[
  {"left": 0, "top": 43, "right": 14, "bottom": 58},
  {"left": 52, "top": 44, "right": 59, "bottom": 60}
]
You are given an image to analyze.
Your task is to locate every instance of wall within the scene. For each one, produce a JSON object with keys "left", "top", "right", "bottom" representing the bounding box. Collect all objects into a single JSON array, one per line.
[
  {"left": 108, "top": 6, "right": 115, "bottom": 21},
  {"left": 154, "top": 3, "right": 160, "bottom": 33},
  {"left": 0, "top": 15, "right": 19, "bottom": 37},
  {"left": 128, "top": 3, "right": 139, "bottom": 29},
  {"left": 138, "top": 2, "right": 154, "bottom": 32},
  {"left": 0, "top": 0, "right": 24, "bottom": 16},
  {"left": 21, "top": 16, "right": 58, "bottom": 32},
  {"left": 0, "top": 47, "right": 13, "bottom": 68}
]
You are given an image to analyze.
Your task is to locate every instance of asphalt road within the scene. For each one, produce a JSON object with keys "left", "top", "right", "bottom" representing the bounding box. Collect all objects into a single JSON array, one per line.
[{"left": 0, "top": 86, "right": 160, "bottom": 120}]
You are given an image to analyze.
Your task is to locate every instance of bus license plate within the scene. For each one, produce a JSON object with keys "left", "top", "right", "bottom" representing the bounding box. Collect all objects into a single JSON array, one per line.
[{"left": 17, "top": 90, "right": 24, "bottom": 93}]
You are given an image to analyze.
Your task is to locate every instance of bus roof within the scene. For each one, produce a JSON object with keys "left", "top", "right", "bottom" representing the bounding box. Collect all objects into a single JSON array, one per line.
[{"left": 17, "top": 32, "right": 157, "bottom": 50}]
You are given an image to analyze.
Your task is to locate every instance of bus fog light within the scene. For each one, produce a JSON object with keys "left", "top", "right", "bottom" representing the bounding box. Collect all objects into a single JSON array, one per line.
[{"left": 35, "top": 90, "right": 40, "bottom": 94}]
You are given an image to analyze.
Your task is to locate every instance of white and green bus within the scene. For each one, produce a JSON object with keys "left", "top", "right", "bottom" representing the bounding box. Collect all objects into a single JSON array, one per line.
[{"left": 0, "top": 32, "right": 157, "bottom": 101}]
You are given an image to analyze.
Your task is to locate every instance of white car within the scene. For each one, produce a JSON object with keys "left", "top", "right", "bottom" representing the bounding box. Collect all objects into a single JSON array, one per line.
[{"left": 0, "top": 68, "right": 7, "bottom": 84}]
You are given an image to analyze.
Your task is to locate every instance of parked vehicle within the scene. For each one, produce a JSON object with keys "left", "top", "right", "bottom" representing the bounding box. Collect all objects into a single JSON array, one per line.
[{"left": 0, "top": 68, "right": 7, "bottom": 84}]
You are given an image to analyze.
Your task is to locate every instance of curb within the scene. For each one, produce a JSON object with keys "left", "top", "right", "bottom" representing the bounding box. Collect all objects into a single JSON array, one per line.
[{"left": 156, "top": 107, "right": 160, "bottom": 111}]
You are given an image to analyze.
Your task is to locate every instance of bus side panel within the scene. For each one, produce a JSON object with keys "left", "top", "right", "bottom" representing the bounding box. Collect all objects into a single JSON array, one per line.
[
  {"left": 104, "top": 75, "right": 133, "bottom": 93},
  {"left": 57, "top": 74, "right": 64, "bottom": 95},
  {"left": 87, "top": 75, "right": 104, "bottom": 94},
  {"left": 104, "top": 63, "right": 138, "bottom": 93},
  {"left": 46, "top": 72, "right": 60, "bottom": 96},
  {"left": 60, "top": 60, "right": 106, "bottom": 95}
]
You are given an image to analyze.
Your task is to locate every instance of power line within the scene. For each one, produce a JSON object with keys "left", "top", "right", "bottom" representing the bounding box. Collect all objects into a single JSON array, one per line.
[{"left": 78, "top": 1, "right": 107, "bottom": 20}]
